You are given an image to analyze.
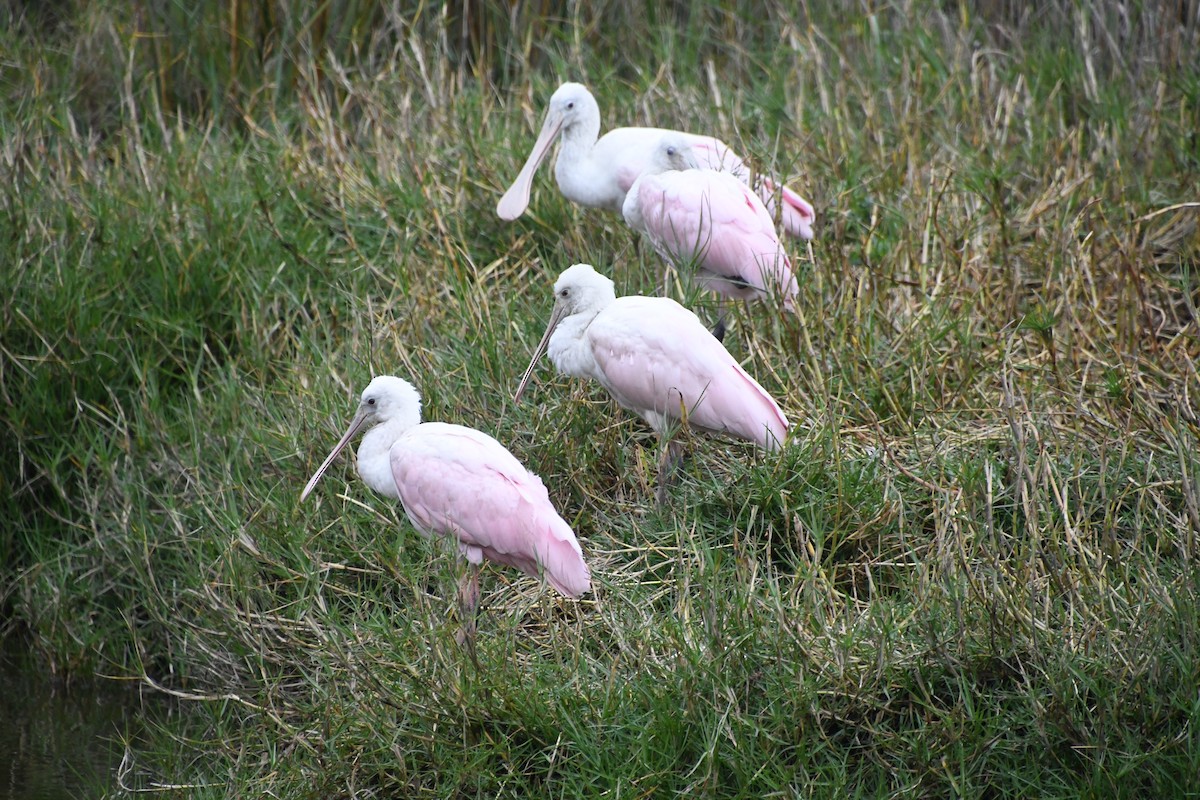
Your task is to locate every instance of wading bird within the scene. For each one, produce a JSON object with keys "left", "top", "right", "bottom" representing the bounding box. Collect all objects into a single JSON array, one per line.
[
  {"left": 496, "top": 82, "right": 815, "bottom": 240},
  {"left": 622, "top": 135, "right": 799, "bottom": 340},
  {"left": 514, "top": 264, "right": 788, "bottom": 504},
  {"left": 300, "top": 376, "right": 590, "bottom": 648}
]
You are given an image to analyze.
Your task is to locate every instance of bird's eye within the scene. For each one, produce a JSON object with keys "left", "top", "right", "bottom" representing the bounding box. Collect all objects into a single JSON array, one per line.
[
  {"left": 559, "top": 288, "right": 570, "bottom": 298},
  {"left": 566, "top": 101, "right": 575, "bottom": 110},
  {"left": 366, "top": 397, "right": 376, "bottom": 406},
  {"left": 666, "top": 146, "right": 677, "bottom": 156}
]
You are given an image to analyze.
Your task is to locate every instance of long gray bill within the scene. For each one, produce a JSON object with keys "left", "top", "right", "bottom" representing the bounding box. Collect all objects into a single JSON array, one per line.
[
  {"left": 299, "top": 408, "right": 369, "bottom": 502},
  {"left": 513, "top": 303, "right": 567, "bottom": 402}
]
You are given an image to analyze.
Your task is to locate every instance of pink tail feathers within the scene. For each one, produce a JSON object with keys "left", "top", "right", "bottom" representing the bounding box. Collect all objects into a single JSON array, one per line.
[
  {"left": 779, "top": 185, "right": 816, "bottom": 240},
  {"left": 758, "top": 177, "right": 816, "bottom": 241},
  {"left": 536, "top": 513, "right": 591, "bottom": 598},
  {"left": 540, "top": 537, "right": 591, "bottom": 598}
]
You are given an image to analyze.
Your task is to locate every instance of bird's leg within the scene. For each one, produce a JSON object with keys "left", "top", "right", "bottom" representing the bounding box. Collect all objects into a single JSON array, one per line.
[
  {"left": 710, "top": 299, "right": 729, "bottom": 343},
  {"left": 655, "top": 438, "right": 685, "bottom": 507},
  {"left": 454, "top": 566, "right": 481, "bottom": 665}
]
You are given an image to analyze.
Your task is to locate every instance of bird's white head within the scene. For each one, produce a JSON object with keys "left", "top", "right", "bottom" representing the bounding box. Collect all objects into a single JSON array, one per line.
[
  {"left": 648, "top": 133, "right": 701, "bottom": 174},
  {"left": 552, "top": 263, "right": 617, "bottom": 316},
  {"left": 496, "top": 82, "right": 602, "bottom": 220},
  {"left": 299, "top": 375, "right": 423, "bottom": 502},
  {"left": 547, "top": 82, "right": 600, "bottom": 134},
  {"left": 514, "top": 264, "right": 617, "bottom": 402},
  {"left": 357, "top": 376, "right": 423, "bottom": 428}
]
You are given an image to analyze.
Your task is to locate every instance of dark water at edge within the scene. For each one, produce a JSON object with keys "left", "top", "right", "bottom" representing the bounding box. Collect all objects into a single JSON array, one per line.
[{"left": 0, "top": 635, "right": 161, "bottom": 800}]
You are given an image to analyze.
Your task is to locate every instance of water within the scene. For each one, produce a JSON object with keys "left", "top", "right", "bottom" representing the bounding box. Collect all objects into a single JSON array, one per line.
[{"left": 0, "top": 636, "right": 155, "bottom": 800}]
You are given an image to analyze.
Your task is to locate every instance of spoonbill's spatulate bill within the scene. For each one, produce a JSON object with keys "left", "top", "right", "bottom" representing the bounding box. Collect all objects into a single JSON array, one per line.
[
  {"left": 300, "top": 376, "right": 590, "bottom": 599},
  {"left": 622, "top": 135, "right": 799, "bottom": 314},
  {"left": 496, "top": 82, "right": 815, "bottom": 240},
  {"left": 514, "top": 264, "right": 788, "bottom": 499}
]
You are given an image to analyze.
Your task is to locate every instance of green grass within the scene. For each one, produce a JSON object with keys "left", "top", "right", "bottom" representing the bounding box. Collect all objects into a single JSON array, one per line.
[{"left": 3, "top": 0, "right": 1200, "bottom": 796}]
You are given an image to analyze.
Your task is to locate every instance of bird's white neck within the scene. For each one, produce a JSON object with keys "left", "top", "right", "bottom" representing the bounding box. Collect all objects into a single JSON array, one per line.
[
  {"left": 554, "top": 116, "right": 625, "bottom": 211},
  {"left": 559, "top": 106, "right": 601, "bottom": 155},
  {"left": 548, "top": 306, "right": 606, "bottom": 382},
  {"left": 355, "top": 416, "right": 414, "bottom": 499}
]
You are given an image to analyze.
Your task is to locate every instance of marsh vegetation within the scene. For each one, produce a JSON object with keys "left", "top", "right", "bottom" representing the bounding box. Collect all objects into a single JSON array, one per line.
[{"left": 2, "top": 1, "right": 1199, "bottom": 796}]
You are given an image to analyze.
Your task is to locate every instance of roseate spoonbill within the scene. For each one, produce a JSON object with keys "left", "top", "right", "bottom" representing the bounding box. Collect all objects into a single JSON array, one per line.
[
  {"left": 300, "top": 376, "right": 590, "bottom": 646},
  {"left": 496, "top": 82, "right": 815, "bottom": 240},
  {"left": 623, "top": 134, "right": 799, "bottom": 341},
  {"left": 514, "top": 264, "right": 788, "bottom": 504}
]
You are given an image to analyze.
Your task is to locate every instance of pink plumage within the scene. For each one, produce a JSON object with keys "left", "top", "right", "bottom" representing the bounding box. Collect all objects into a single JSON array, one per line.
[
  {"left": 515, "top": 264, "right": 789, "bottom": 453},
  {"left": 497, "top": 82, "right": 815, "bottom": 241},
  {"left": 586, "top": 297, "right": 788, "bottom": 449},
  {"left": 391, "top": 422, "right": 590, "bottom": 598},
  {"left": 623, "top": 136, "right": 799, "bottom": 310},
  {"left": 300, "top": 376, "right": 589, "bottom": 598},
  {"left": 619, "top": 134, "right": 816, "bottom": 242}
]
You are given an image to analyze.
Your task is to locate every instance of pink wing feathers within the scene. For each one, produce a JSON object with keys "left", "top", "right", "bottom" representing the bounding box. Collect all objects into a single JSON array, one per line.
[
  {"left": 687, "top": 135, "right": 816, "bottom": 240},
  {"left": 587, "top": 297, "right": 788, "bottom": 449},
  {"left": 656, "top": 133, "right": 814, "bottom": 240},
  {"left": 634, "top": 169, "right": 798, "bottom": 307},
  {"left": 767, "top": 180, "right": 816, "bottom": 240},
  {"left": 390, "top": 423, "right": 590, "bottom": 597},
  {"left": 596, "top": 128, "right": 815, "bottom": 240},
  {"left": 681, "top": 135, "right": 752, "bottom": 178},
  {"left": 602, "top": 129, "right": 740, "bottom": 195}
]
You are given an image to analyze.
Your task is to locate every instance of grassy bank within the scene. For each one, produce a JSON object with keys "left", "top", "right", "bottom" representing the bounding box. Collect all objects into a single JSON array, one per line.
[{"left": 3, "top": 0, "right": 1199, "bottom": 796}]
